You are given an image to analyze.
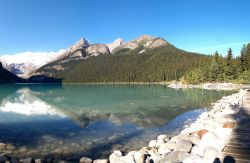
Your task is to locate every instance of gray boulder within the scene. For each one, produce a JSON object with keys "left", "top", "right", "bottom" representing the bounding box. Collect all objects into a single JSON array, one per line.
[
  {"left": 160, "top": 151, "right": 191, "bottom": 163},
  {"left": 80, "top": 157, "right": 92, "bottom": 163},
  {"left": 87, "top": 44, "right": 110, "bottom": 56},
  {"left": 175, "top": 140, "right": 193, "bottom": 152},
  {"left": 19, "top": 158, "right": 35, "bottom": 163},
  {"left": 93, "top": 160, "right": 108, "bottom": 163}
]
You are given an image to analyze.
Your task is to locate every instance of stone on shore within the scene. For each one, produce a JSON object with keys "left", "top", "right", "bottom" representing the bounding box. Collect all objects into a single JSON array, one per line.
[
  {"left": 219, "top": 114, "right": 237, "bottom": 123},
  {"left": 109, "top": 150, "right": 122, "bottom": 163},
  {"left": 199, "top": 131, "right": 224, "bottom": 151},
  {"left": 34, "top": 159, "right": 47, "bottom": 163},
  {"left": 160, "top": 151, "right": 191, "bottom": 163},
  {"left": 157, "top": 135, "right": 169, "bottom": 141},
  {"left": 221, "top": 108, "right": 236, "bottom": 115},
  {"left": 19, "top": 158, "right": 35, "bottom": 163},
  {"left": 188, "top": 133, "right": 200, "bottom": 145},
  {"left": 197, "top": 129, "right": 208, "bottom": 139},
  {"left": 149, "top": 152, "right": 163, "bottom": 163},
  {"left": 93, "top": 160, "right": 108, "bottom": 163},
  {"left": 155, "top": 139, "right": 165, "bottom": 148},
  {"left": 203, "top": 146, "right": 222, "bottom": 163},
  {"left": 191, "top": 145, "right": 204, "bottom": 157},
  {"left": 164, "top": 141, "right": 177, "bottom": 150},
  {"left": 175, "top": 140, "right": 193, "bottom": 152},
  {"left": 182, "top": 154, "right": 203, "bottom": 163},
  {"left": 120, "top": 154, "right": 135, "bottom": 163},
  {"left": 80, "top": 157, "right": 92, "bottom": 163},
  {"left": 170, "top": 133, "right": 190, "bottom": 142},
  {"left": 158, "top": 143, "right": 171, "bottom": 155},
  {"left": 148, "top": 140, "right": 157, "bottom": 148},
  {"left": 223, "top": 122, "right": 235, "bottom": 128},
  {"left": 0, "top": 143, "right": 7, "bottom": 151},
  {"left": 133, "top": 151, "right": 145, "bottom": 163}
]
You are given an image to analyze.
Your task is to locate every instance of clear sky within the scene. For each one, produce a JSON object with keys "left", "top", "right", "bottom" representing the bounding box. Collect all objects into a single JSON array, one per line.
[{"left": 0, "top": 0, "right": 249, "bottom": 56}]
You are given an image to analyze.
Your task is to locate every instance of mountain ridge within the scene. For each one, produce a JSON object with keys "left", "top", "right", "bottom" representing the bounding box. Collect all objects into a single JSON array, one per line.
[{"left": 1, "top": 34, "right": 208, "bottom": 83}]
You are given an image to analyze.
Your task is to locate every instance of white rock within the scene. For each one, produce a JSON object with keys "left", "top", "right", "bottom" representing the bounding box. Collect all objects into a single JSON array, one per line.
[
  {"left": 148, "top": 140, "right": 157, "bottom": 148},
  {"left": 188, "top": 134, "right": 200, "bottom": 145},
  {"left": 170, "top": 133, "right": 190, "bottom": 142},
  {"left": 155, "top": 139, "right": 165, "bottom": 148},
  {"left": 199, "top": 132, "right": 225, "bottom": 151},
  {"left": 109, "top": 150, "right": 123, "bottom": 163},
  {"left": 160, "top": 151, "right": 191, "bottom": 163},
  {"left": 222, "top": 108, "right": 236, "bottom": 115},
  {"left": 182, "top": 154, "right": 204, "bottom": 163},
  {"left": 165, "top": 141, "right": 177, "bottom": 150},
  {"left": 203, "top": 147, "right": 222, "bottom": 163},
  {"left": 93, "top": 159, "right": 108, "bottom": 163},
  {"left": 213, "top": 127, "right": 232, "bottom": 140},
  {"left": 134, "top": 151, "right": 145, "bottom": 163},
  {"left": 175, "top": 140, "right": 192, "bottom": 152},
  {"left": 80, "top": 157, "right": 92, "bottom": 163},
  {"left": 157, "top": 134, "right": 169, "bottom": 141},
  {"left": 120, "top": 154, "right": 135, "bottom": 163},
  {"left": 191, "top": 145, "right": 204, "bottom": 157},
  {"left": 158, "top": 143, "right": 171, "bottom": 155},
  {"left": 149, "top": 152, "right": 163, "bottom": 163}
]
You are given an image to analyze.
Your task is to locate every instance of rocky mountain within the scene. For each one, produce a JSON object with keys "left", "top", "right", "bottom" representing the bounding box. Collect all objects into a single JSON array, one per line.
[
  {"left": 0, "top": 61, "right": 63, "bottom": 83},
  {"left": 0, "top": 50, "right": 65, "bottom": 77},
  {"left": 86, "top": 44, "right": 110, "bottom": 56},
  {"left": 1, "top": 35, "right": 171, "bottom": 78},
  {"left": 0, "top": 59, "right": 12, "bottom": 72},
  {"left": 35, "top": 35, "right": 208, "bottom": 83},
  {"left": 106, "top": 38, "right": 125, "bottom": 52},
  {"left": 111, "top": 35, "right": 169, "bottom": 53},
  {"left": 0, "top": 62, "right": 25, "bottom": 83}
]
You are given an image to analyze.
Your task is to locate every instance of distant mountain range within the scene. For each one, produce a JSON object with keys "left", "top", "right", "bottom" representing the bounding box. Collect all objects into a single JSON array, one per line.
[{"left": 0, "top": 35, "right": 209, "bottom": 83}]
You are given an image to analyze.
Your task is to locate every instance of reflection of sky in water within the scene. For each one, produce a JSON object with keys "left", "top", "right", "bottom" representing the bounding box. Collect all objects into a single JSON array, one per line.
[{"left": 0, "top": 84, "right": 234, "bottom": 160}]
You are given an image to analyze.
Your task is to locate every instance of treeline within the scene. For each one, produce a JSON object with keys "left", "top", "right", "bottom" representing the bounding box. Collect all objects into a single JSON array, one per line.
[
  {"left": 38, "top": 46, "right": 209, "bottom": 83},
  {"left": 183, "top": 44, "right": 250, "bottom": 84}
]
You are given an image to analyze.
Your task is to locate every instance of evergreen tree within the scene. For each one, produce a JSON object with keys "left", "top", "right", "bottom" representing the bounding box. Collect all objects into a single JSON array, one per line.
[
  {"left": 246, "top": 43, "right": 250, "bottom": 70},
  {"left": 210, "top": 51, "right": 220, "bottom": 81},
  {"left": 240, "top": 44, "right": 247, "bottom": 72},
  {"left": 225, "top": 48, "right": 235, "bottom": 80}
]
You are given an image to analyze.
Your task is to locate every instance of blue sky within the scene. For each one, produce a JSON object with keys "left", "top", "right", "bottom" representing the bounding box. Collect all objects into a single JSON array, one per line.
[{"left": 0, "top": 0, "right": 249, "bottom": 56}]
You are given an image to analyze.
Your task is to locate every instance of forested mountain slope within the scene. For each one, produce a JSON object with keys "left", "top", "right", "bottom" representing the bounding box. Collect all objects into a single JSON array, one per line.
[{"left": 35, "top": 45, "right": 209, "bottom": 83}]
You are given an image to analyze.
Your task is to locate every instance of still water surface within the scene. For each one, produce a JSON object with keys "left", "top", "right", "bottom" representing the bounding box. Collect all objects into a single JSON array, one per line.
[{"left": 0, "top": 84, "right": 234, "bottom": 161}]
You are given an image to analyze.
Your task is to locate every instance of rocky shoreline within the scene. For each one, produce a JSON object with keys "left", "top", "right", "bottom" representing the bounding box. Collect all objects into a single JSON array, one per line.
[
  {"left": 0, "top": 90, "right": 246, "bottom": 163},
  {"left": 168, "top": 82, "right": 250, "bottom": 90}
]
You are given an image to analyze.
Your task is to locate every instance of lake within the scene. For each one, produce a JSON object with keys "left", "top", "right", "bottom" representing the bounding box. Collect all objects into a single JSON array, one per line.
[{"left": 0, "top": 84, "right": 234, "bottom": 161}]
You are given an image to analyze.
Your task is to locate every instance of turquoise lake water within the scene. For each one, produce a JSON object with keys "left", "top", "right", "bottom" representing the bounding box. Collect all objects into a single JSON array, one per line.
[{"left": 0, "top": 84, "right": 234, "bottom": 161}]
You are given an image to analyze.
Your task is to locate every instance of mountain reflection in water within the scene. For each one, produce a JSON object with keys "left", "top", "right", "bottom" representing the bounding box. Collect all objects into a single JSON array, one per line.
[{"left": 0, "top": 84, "right": 234, "bottom": 161}]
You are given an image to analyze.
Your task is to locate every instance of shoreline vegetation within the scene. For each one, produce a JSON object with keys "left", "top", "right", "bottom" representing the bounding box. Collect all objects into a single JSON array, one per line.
[{"left": 0, "top": 89, "right": 247, "bottom": 163}]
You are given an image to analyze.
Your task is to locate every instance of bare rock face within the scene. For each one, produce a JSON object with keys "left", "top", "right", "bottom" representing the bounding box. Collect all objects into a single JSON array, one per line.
[
  {"left": 145, "top": 38, "right": 168, "bottom": 49},
  {"left": 122, "top": 41, "right": 140, "bottom": 50},
  {"left": 69, "top": 38, "right": 90, "bottom": 52},
  {"left": 0, "top": 62, "right": 2, "bottom": 69},
  {"left": 132, "top": 35, "right": 155, "bottom": 44},
  {"left": 113, "top": 35, "right": 168, "bottom": 53},
  {"left": 57, "top": 38, "right": 91, "bottom": 59},
  {"left": 87, "top": 44, "right": 110, "bottom": 56},
  {"left": 106, "top": 38, "right": 125, "bottom": 52}
]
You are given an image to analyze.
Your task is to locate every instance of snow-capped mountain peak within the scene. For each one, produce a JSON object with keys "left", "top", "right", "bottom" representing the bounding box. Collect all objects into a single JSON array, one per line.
[{"left": 0, "top": 49, "right": 66, "bottom": 77}]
